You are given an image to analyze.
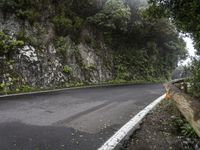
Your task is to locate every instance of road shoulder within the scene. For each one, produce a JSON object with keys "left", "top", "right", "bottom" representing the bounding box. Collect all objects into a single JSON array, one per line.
[{"left": 120, "top": 99, "right": 200, "bottom": 150}]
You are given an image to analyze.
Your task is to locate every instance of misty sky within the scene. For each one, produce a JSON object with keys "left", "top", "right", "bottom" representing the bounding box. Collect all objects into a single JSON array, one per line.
[{"left": 180, "top": 37, "right": 196, "bottom": 66}]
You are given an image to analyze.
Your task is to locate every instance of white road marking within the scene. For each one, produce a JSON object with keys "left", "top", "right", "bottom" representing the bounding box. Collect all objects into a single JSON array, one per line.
[{"left": 98, "top": 94, "right": 166, "bottom": 150}]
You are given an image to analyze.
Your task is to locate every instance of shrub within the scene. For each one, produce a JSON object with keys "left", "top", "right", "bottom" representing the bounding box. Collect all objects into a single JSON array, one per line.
[
  {"left": 173, "top": 117, "right": 197, "bottom": 138},
  {"left": 55, "top": 36, "right": 71, "bottom": 60},
  {"left": 0, "top": 31, "right": 24, "bottom": 56},
  {"left": 88, "top": 0, "right": 131, "bottom": 31},
  {"left": 53, "top": 15, "right": 73, "bottom": 35},
  {"left": 0, "top": 0, "right": 40, "bottom": 24},
  {"left": 0, "top": 0, "right": 17, "bottom": 16},
  {"left": 63, "top": 65, "right": 72, "bottom": 74},
  {"left": 20, "top": 85, "right": 34, "bottom": 93},
  {"left": 16, "top": 9, "right": 40, "bottom": 24},
  {"left": 0, "top": 82, "right": 9, "bottom": 93},
  {"left": 189, "top": 58, "right": 200, "bottom": 98},
  {"left": 73, "top": 17, "right": 84, "bottom": 30}
]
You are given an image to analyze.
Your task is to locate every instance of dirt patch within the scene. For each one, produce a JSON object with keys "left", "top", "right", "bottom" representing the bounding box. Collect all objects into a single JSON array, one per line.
[{"left": 120, "top": 100, "right": 200, "bottom": 150}]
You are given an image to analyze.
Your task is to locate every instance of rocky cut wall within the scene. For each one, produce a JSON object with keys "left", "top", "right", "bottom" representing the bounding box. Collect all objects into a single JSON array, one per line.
[{"left": 0, "top": 10, "right": 113, "bottom": 91}]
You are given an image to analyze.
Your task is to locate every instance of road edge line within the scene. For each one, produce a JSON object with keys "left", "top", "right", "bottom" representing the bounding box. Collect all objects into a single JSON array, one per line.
[{"left": 98, "top": 94, "right": 166, "bottom": 150}]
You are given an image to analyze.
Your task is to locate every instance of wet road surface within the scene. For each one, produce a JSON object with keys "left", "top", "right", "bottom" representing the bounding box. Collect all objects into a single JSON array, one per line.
[{"left": 0, "top": 84, "right": 165, "bottom": 150}]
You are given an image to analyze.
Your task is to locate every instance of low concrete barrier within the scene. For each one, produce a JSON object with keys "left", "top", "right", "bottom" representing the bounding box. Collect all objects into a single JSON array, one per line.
[{"left": 165, "top": 80, "right": 200, "bottom": 137}]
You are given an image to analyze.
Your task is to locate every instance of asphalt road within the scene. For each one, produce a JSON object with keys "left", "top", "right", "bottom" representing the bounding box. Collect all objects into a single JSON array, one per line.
[{"left": 0, "top": 84, "right": 164, "bottom": 150}]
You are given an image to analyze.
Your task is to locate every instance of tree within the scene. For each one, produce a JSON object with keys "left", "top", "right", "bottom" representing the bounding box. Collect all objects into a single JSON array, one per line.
[
  {"left": 146, "top": 0, "right": 200, "bottom": 54},
  {"left": 88, "top": 0, "right": 131, "bottom": 31},
  {"left": 146, "top": 0, "right": 200, "bottom": 98}
]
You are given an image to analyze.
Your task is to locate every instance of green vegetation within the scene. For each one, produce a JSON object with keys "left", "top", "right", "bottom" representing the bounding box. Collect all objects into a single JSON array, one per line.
[
  {"left": 145, "top": 0, "right": 200, "bottom": 98},
  {"left": 165, "top": 99, "right": 198, "bottom": 138},
  {"left": 73, "top": 17, "right": 84, "bottom": 31},
  {"left": 88, "top": 0, "right": 131, "bottom": 31},
  {"left": 0, "top": 32, "right": 24, "bottom": 95},
  {"left": 0, "top": 82, "right": 10, "bottom": 94},
  {"left": 87, "top": 0, "right": 187, "bottom": 81},
  {"left": 188, "top": 59, "right": 200, "bottom": 98},
  {"left": 0, "top": 0, "right": 189, "bottom": 94},
  {"left": 0, "top": 31, "right": 24, "bottom": 84},
  {"left": 63, "top": 65, "right": 72, "bottom": 74},
  {"left": 53, "top": 15, "right": 73, "bottom": 35},
  {"left": 0, "top": 31, "right": 24, "bottom": 56},
  {"left": 146, "top": 0, "right": 200, "bottom": 53},
  {"left": 55, "top": 36, "right": 71, "bottom": 60},
  {"left": 0, "top": 0, "right": 40, "bottom": 24},
  {"left": 19, "top": 85, "right": 35, "bottom": 93},
  {"left": 173, "top": 116, "right": 198, "bottom": 138},
  {"left": 16, "top": 9, "right": 40, "bottom": 24}
]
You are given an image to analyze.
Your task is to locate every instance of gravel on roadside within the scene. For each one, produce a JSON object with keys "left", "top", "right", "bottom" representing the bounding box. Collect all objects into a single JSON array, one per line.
[{"left": 120, "top": 99, "right": 200, "bottom": 150}]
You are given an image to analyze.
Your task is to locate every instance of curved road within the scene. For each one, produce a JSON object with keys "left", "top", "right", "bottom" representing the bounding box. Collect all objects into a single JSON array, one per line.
[{"left": 0, "top": 84, "right": 164, "bottom": 150}]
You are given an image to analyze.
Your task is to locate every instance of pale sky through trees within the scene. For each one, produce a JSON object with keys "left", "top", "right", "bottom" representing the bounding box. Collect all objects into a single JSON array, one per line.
[{"left": 179, "top": 36, "right": 196, "bottom": 66}]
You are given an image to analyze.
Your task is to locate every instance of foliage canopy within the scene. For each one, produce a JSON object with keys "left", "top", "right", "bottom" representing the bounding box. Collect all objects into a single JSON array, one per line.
[
  {"left": 88, "top": 0, "right": 131, "bottom": 31},
  {"left": 145, "top": 0, "right": 200, "bottom": 98},
  {"left": 146, "top": 0, "right": 200, "bottom": 54}
]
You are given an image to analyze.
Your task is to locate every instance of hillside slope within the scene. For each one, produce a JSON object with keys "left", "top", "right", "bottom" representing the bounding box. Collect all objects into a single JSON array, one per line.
[{"left": 0, "top": 0, "right": 187, "bottom": 93}]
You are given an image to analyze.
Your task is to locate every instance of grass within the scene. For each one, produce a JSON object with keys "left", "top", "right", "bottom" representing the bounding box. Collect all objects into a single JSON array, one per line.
[{"left": 0, "top": 79, "right": 166, "bottom": 96}]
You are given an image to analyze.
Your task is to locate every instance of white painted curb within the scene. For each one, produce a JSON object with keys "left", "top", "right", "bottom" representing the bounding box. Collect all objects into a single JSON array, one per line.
[{"left": 98, "top": 94, "right": 166, "bottom": 150}]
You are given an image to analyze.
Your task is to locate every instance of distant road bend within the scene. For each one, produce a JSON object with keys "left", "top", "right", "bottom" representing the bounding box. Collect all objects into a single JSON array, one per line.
[{"left": 0, "top": 84, "right": 164, "bottom": 150}]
